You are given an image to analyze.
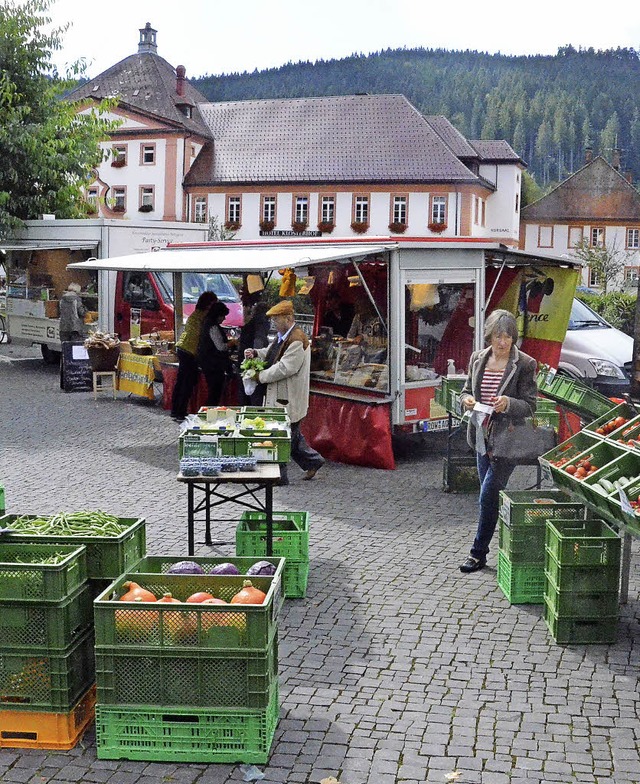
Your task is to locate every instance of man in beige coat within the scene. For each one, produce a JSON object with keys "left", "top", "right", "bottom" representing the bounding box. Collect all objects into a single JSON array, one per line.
[{"left": 245, "top": 300, "right": 324, "bottom": 485}]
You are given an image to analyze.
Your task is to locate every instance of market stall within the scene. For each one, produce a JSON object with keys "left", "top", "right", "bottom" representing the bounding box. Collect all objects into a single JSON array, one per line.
[{"left": 69, "top": 239, "right": 581, "bottom": 469}]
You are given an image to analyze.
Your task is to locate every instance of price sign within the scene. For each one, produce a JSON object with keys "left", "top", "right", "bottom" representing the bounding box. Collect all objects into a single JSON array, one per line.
[{"left": 618, "top": 487, "right": 634, "bottom": 517}]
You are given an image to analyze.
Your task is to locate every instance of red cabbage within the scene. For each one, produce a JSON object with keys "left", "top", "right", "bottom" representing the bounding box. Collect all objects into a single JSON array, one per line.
[
  {"left": 210, "top": 562, "right": 240, "bottom": 575},
  {"left": 245, "top": 560, "right": 277, "bottom": 576},
  {"left": 167, "top": 560, "right": 205, "bottom": 575}
]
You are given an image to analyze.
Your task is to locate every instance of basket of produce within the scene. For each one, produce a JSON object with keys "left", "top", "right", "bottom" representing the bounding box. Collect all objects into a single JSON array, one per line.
[
  {"left": 0, "top": 543, "right": 87, "bottom": 602},
  {"left": 85, "top": 332, "right": 121, "bottom": 372}
]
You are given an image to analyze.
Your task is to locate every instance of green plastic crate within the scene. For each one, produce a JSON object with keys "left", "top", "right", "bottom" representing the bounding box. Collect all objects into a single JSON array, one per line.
[
  {"left": 582, "top": 403, "right": 639, "bottom": 440},
  {"left": 536, "top": 370, "right": 616, "bottom": 419},
  {"left": 241, "top": 407, "right": 290, "bottom": 423},
  {"left": 496, "top": 551, "right": 544, "bottom": 604},
  {"left": 545, "top": 519, "right": 621, "bottom": 567},
  {"left": 0, "top": 515, "right": 146, "bottom": 580},
  {"left": 499, "top": 489, "right": 584, "bottom": 528},
  {"left": 0, "top": 628, "right": 95, "bottom": 712},
  {"left": 95, "top": 638, "right": 277, "bottom": 708},
  {"left": 545, "top": 440, "right": 627, "bottom": 503},
  {"left": 613, "top": 477, "right": 640, "bottom": 537},
  {"left": 443, "top": 455, "right": 479, "bottom": 493},
  {"left": 535, "top": 397, "right": 558, "bottom": 412},
  {"left": 234, "top": 436, "right": 291, "bottom": 463},
  {"left": 236, "top": 511, "right": 309, "bottom": 561},
  {"left": 0, "top": 543, "right": 87, "bottom": 603},
  {"left": 544, "top": 550, "right": 621, "bottom": 594},
  {"left": 543, "top": 597, "right": 618, "bottom": 644},
  {"left": 544, "top": 574, "right": 618, "bottom": 618},
  {"left": 95, "top": 683, "right": 279, "bottom": 763},
  {"left": 538, "top": 432, "right": 600, "bottom": 485},
  {"left": 179, "top": 432, "right": 236, "bottom": 458},
  {"left": 581, "top": 451, "right": 640, "bottom": 519},
  {"left": 94, "top": 569, "right": 283, "bottom": 653},
  {"left": 498, "top": 519, "right": 546, "bottom": 564},
  {"left": 0, "top": 582, "right": 93, "bottom": 650},
  {"left": 282, "top": 560, "right": 308, "bottom": 599}
]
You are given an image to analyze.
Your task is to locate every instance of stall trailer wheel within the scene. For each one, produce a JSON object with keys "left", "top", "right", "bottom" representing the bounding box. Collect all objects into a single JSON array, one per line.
[{"left": 41, "top": 344, "right": 61, "bottom": 364}]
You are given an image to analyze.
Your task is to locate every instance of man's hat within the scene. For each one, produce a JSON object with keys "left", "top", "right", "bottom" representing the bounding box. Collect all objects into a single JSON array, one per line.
[{"left": 266, "top": 300, "right": 294, "bottom": 317}]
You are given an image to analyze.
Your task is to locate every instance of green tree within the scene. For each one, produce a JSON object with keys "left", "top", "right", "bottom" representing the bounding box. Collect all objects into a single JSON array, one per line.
[
  {"left": 573, "top": 237, "right": 630, "bottom": 294},
  {"left": 0, "top": 0, "right": 118, "bottom": 239}
]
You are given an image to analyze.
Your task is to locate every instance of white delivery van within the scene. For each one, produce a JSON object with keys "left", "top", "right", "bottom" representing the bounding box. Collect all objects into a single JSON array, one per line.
[{"left": 559, "top": 298, "right": 633, "bottom": 396}]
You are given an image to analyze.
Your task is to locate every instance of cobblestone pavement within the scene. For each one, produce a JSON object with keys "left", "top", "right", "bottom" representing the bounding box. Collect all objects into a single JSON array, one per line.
[{"left": 1, "top": 342, "right": 639, "bottom": 784}]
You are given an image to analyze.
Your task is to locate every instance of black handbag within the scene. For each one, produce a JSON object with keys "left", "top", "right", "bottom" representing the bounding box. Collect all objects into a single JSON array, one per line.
[{"left": 491, "top": 420, "right": 557, "bottom": 464}]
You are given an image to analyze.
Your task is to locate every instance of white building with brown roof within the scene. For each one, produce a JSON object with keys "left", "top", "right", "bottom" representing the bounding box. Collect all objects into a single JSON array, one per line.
[{"left": 67, "top": 24, "right": 525, "bottom": 244}]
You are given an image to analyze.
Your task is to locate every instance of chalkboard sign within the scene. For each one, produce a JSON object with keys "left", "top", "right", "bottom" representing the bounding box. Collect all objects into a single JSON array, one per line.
[{"left": 60, "top": 341, "right": 93, "bottom": 392}]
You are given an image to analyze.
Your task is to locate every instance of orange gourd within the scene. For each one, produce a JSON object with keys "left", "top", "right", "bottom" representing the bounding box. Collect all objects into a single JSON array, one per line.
[
  {"left": 230, "top": 580, "right": 266, "bottom": 605},
  {"left": 119, "top": 581, "right": 157, "bottom": 602},
  {"left": 186, "top": 591, "right": 215, "bottom": 604}
]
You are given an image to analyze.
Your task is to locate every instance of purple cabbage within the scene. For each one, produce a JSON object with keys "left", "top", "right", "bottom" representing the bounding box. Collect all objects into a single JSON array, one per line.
[
  {"left": 167, "top": 560, "right": 205, "bottom": 575},
  {"left": 210, "top": 562, "right": 240, "bottom": 576},
  {"left": 245, "top": 560, "right": 277, "bottom": 576}
]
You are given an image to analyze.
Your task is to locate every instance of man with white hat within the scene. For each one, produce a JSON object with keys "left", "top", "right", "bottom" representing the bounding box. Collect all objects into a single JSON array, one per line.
[{"left": 245, "top": 299, "right": 324, "bottom": 484}]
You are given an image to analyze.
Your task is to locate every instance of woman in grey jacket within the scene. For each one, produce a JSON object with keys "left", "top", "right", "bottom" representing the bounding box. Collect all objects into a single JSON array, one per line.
[{"left": 458, "top": 310, "right": 538, "bottom": 573}]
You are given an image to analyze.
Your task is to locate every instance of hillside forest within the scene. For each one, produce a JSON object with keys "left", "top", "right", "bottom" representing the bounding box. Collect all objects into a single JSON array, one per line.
[{"left": 193, "top": 45, "right": 640, "bottom": 192}]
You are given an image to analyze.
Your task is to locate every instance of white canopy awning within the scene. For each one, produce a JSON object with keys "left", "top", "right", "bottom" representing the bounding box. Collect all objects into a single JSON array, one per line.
[
  {"left": 67, "top": 243, "right": 396, "bottom": 273},
  {"left": 1, "top": 240, "right": 98, "bottom": 252}
]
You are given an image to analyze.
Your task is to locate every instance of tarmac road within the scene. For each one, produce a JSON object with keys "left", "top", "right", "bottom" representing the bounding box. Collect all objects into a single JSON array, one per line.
[{"left": 0, "top": 342, "right": 639, "bottom": 784}]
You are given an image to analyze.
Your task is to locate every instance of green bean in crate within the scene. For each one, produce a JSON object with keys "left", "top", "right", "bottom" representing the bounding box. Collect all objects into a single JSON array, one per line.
[
  {"left": 0, "top": 512, "right": 146, "bottom": 580},
  {"left": 0, "top": 543, "right": 87, "bottom": 602}
]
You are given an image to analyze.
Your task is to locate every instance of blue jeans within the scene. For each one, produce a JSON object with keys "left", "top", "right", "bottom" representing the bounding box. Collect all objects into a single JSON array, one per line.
[{"left": 470, "top": 452, "right": 516, "bottom": 561}]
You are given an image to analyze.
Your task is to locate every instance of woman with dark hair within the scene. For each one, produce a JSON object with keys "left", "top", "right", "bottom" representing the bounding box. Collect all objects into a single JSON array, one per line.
[
  {"left": 238, "top": 300, "right": 270, "bottom": 405},
  {"left": 458, "top": 309, "right": 537, "bottom": 573},
  {"left": 197, "top": 300, "right": 232, "bottom": 405},
  {"left": 171, "top": 291, "right": 218, "bottom": 421}
]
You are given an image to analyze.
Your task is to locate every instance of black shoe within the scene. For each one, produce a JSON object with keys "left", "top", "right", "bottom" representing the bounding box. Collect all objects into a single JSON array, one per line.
[
  {"left": 303, "top": 462, "right": 324, "bottom": 480},
  {"left": 459, "top": 556, "right": 486, "bottom": 573}
]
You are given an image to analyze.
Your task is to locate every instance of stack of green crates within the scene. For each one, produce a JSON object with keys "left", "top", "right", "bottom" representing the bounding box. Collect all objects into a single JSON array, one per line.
[
  {"left": 93, "top": 556, "right": 285, "bottom": 764},
  {"left": 0, "top": 543, "right": 97, "bottom": 746},
  {"left": 497, "top": 490, "right": 585, "bottom": 604},
  {"left": 543, "top": 519, "right": 621, "bottom": 644},
  {"left": 236, "top": 511, "right": 309, "bottom": 598}
]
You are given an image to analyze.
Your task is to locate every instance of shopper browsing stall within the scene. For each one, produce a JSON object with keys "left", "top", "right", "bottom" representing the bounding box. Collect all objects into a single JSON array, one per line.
[
  {"left": 59, "top": 282, "right": 87, "bottom": 342},
  {"left": 245, "top": 300, "right": 324, "bottom": 485},
  {"left": 238, "top": 299, "right": 270, "bottom": 405},
  {"left": 197, "top": 300, "right": 234, "bottom": 406},
  {"left": 458, "top": 309, "right": 537, "bottom": 573}
]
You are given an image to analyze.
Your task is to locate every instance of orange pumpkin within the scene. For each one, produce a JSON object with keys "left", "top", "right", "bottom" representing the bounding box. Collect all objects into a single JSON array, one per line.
[{"left": 230, "top": 580, "right": 266, "bottom": 605}]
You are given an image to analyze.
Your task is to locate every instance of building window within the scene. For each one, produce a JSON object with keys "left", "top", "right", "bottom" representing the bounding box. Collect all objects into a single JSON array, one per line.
[
  {"left": 87, "top": 187, "right": 99, "bottom": 204},
  {"left": 320, "top": 195, "right": 335, "bottom": 225},
  {"left": 474, "top": 196, "right": 480, "bottom": 225},
  {"left": 194, "top": 197, "right": 207, "bottom": 223},
  {"left": 624, "top": 266, "right": 640, "bottom": 284},
  {"left": 627, "top": 228, "right": 640, "bottom": 249},
  {"left": 481, "top": 199, "right": 486, "bottom": 226},
  {"left": 111, "top": 145, "right": 127, "bottom": 167},
  {"left": 430, "top": 195, "right": 447, "bottom": 225},
  {"left": 354, "top": 195, "right": 369, "bottom": 224},
  {"left": 538, "top": 225, "right": 553, "bottom": 248},
  {"left": 589, "top": 267, "right": 601, "bottom": 287},
  {"left": 294, "top": 195, "right": 309, "bottom": 225},
  {"left": 591, "top": 227, "right": 604, "bottom": 247},
  {"left": 226, "top": 195, "right": 241, "bottom": 226},
  {"left": 515, "top": 193, "right": 519, "bottom": 213},
  {"left": 112, "top": 187, "right": 126, "bottom": 212},
  {"left": 141, "top": 144, "right": 156, "bottom": 165},
  {"left": 261, "top": 195, "right": 277, "bottom": 223},
  {"left": 569, "top": 226, "right": 583, "bottom": 248},
  {"left": 391, "top": 195, "right": 407, "bottom": 225},
  {"left": 139, "top": 186, "right": 154, "bottom": 212}
]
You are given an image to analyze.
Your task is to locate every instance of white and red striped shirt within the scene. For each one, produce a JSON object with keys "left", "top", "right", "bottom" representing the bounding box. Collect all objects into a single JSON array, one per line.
[{"left": 480, "top": 370, "right": 503, "bottom": 405}]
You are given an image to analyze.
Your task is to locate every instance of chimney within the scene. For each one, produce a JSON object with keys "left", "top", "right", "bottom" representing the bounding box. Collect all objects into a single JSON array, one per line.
[
  {"left": 585, "top": 147, "right": 593, "bottom": 163},
  {"left": 138, "top": 22, "right": 157, "bottom": 54},
  {"left": 176, "top": 65, "right": 186, "bottom": 96},
  {"left": 612, "top": 148, "right": 621, "bottom": 171}
]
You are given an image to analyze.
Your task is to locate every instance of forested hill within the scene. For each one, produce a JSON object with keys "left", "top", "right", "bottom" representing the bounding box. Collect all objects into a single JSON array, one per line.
[{"left": 192, "top": 46, "right": 640, "bottom": 188}]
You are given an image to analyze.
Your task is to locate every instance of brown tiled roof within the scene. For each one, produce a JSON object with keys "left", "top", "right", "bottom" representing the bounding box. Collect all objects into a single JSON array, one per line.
[
  {"left": 469, "top": 140, "right": 523, "bottom": 163},
  {"left": 66, "top": 53, "right": 211, "bottom": 138},
  {"left": 425, "top": 116, "right": 478, "bottom": 158},
  {"left": 521, "top": 157, "right": 640, "bottom": 221},
  {"left": 186, "top": 94, "right": 481, "bottom": 185}
]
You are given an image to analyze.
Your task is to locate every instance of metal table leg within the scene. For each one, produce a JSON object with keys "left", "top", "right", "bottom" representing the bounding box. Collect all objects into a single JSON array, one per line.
[
  {"left": 620, "top": 532, "right": 632, "bottom": 605},
  {"left": 187, "top": 482, "right": 195, "bottom": 556},
  {"left": 265, "top": 481, "right": 274, "bottom": 557}
]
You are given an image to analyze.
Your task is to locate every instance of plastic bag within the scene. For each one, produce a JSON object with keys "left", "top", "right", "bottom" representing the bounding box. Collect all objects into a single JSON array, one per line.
[{"left": 243, "top": 374, "right": 258, "bottom": 396}]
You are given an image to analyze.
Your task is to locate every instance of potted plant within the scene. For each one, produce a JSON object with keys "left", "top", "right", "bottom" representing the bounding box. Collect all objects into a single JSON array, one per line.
[
  {"left": 224, "top": 220, "right": 241, "bottom": 231},
  {"left": 112, "top": 204, "right": 126, "bottom": 213},
  {"left": 259, "top": 219, "right": 275, "bottom": 232},
  {"left": 388, "top": 221, "right": 407, "bottom": 234},
  {"left": 138, "top": 204, "right": 153, "bottom": 213},
  {"left": 350, "top": 221, "right": 368, "bottom": 234},
  {"left": 292, "top": 220, "right": 308, "bottom": 233},
  {"left": 111, "top": 158, "right": 126, "bottom": 168},
  {"left": 317, "top": 221, "right": 335, "bottom": 233},
  {"left": 428, "top": 222, "right": 447, "bottom": 233}
]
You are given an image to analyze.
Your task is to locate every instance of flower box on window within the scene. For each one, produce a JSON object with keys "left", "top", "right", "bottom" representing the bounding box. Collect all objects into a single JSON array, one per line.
[
  {"left": 317, "top": 221, "right": 335, "bottom": 233},
  {"left": 224, "top": 221, "right": 241, "bottom": 231},
  {"left": 428, "top": 222, "right": 447, "bottom": 233},
  {"left": 292, "top": 221, "right": 308, "bottom": 233},
  {"left": 388, "top": 221, "right": 407, "bottom": 234},
  {"left": 138, "top": 204, "right": 154, "bottom": 213},
  {"left": 259, "top": 220, "right": 275, "bottom": 232},
  {"left": 350, "top": 221, "right": 369, "bottom": 234},
  {"left": 111, "top": 159, "right": 126, "bottom": 168}
]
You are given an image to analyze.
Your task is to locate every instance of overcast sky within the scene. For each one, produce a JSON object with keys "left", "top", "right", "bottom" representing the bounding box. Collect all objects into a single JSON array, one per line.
[{"left": 34, "top": 0, "right": 640, "bottom": 80}]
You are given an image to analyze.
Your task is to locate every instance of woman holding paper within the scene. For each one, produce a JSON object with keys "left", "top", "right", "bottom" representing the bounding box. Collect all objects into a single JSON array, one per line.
[{"left": 458, "top": 310, "right": 538, "bottom": 573}]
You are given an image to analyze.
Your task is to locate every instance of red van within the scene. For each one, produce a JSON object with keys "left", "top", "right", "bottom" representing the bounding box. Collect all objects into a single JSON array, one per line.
[{"left": 114, "top": 270, "right": 243, "bottom": 340}]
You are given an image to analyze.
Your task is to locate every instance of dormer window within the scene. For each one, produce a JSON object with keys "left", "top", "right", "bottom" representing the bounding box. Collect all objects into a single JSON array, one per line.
[{"left": 178, "top": 104, "right": 192, "bottom": 118}]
